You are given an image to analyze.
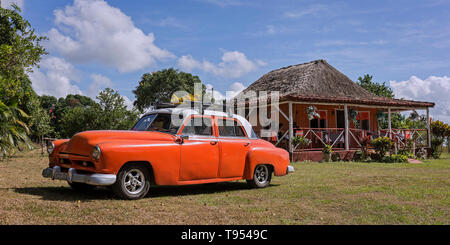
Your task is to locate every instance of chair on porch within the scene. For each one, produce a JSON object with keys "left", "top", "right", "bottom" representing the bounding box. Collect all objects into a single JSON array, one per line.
[{"left": 330, "top": 132, "right": 344, "bottom": 148}]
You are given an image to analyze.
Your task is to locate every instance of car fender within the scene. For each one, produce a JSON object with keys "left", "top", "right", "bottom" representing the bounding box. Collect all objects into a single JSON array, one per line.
[{"left": 244, "top": 146, "right": 290, "bottom": 179}]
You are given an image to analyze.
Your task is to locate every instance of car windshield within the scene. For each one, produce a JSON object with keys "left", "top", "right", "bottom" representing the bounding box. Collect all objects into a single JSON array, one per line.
[{"left": 132, "top": 113, "right": 179, "bottom": 134}]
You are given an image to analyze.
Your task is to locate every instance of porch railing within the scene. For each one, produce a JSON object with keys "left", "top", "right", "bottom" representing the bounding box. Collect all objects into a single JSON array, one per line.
[
  {"left": 379, "top": 129, "right": 428, "bottom": 148},
  {"left": 291, "top": 128, "right": 345, "bottom": 151},
  {"left": 285, "top": 127, "right": 428, "bottom": 152}
]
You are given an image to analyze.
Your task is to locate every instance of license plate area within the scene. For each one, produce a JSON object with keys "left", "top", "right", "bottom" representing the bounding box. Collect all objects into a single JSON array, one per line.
[{"left": 53, "top": 171, "right": 69, "bottom": 180}]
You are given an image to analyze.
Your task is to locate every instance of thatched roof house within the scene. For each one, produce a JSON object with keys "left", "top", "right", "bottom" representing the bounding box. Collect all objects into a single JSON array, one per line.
[
  {"left": 236, "top": 59, "right": 434, "bottom": 157},
  {"left": 241, "top": 59, "right": 434, "bottom": 108}
]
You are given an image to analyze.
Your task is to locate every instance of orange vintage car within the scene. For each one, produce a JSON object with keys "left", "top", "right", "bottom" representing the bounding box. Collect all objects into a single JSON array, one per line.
[{"left": 42, "top": 107, "right": 294, "bottom": 199}]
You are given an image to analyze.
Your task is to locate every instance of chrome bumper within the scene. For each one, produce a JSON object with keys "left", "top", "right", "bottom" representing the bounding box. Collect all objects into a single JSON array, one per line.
[
  {"left": 42, "top": 166, "right": 116, "bottom": 186},
  {"left": 286, "top": 165, "right": 294, "bottom": 174}
]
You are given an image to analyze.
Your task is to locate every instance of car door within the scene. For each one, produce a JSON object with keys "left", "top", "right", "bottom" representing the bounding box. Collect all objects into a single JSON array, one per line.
[
  {"left": 216, "top": 117, "right": 251, "bottom": 178},
  {"left": 178, "top": 115, "right": 220, "bottom": 181}
]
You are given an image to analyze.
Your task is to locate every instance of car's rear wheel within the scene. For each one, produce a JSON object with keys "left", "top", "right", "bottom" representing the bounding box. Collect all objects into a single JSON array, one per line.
[
  {"left": 68, "top": 182, "right": 96, "bottom": 191},
  {"left": 247, "top": 164, "right": 272, "bottom": 188},
  {"left": 112, "top": 164, "right": 150, "bottom": 200}
]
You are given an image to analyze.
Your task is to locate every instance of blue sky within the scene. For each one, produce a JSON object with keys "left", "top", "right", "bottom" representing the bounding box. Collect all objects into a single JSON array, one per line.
[{"left": 2, "top": 0, "right": 450, "bottom": 121}]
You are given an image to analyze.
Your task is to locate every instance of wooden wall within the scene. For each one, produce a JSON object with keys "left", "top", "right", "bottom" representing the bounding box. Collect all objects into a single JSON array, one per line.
[{"left": 281, "top": 103, "right": 380, "bottom": 131}]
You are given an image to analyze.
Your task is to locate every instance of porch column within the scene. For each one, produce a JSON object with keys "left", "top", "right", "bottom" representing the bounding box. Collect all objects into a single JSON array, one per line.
[
  {"left": 344, "top": 104, "right": 349, "bottom": 151},
  {"left": 288, "top": 102, "right": 293, "bottom": 153},
  {"left": 427, "top": 107, "right": 431, "bottom": 148},
  {"left": 388, "top": 107, "right": 392, "bottom": 139}
]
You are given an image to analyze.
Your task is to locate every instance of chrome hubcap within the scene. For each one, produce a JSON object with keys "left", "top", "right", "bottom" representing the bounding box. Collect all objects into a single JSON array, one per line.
[
  {"left": 123, "top": 169, "right": 145, "bottom": 195},
  {"left": 255, "top": 165, "right": 269, "bottom": 184}
]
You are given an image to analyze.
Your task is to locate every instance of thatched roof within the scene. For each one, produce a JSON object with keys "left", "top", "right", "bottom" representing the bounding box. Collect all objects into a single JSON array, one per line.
[{"left": 238, "top": 60, "right": 434, "bottom": 108}]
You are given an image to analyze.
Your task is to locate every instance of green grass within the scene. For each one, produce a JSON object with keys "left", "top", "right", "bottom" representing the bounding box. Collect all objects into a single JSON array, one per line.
[{"left": 0, "top": 150, "right": 448, "bottom": 224}]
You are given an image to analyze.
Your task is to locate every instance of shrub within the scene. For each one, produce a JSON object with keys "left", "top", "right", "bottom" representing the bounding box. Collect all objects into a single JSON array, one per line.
[
  {"left": 382, "top": 154, "right": 408, "bottom": 163},
  {"left": 371, "top": 137, "right": 394, "bottom": 160},
  {"left": 431, "top": 137, "right": 444, "bottom": 159},
  {"left": 430, "top": 120, "right": 450, "bottom": 159},
  {"left": 331, "top": 152, "right": 341, "bottom": 162},
  {"left": 353, "top": 151, "right": 363, "bottom": 162},
  {"left": 398, "top": 148, "right": 414, "bottom": 159},
  {"left": 359, "top": 136, "right": 371, "bottom": 161},
  {"left": 291, "top": 136, "right": 311, "bottom": 149},
  {"left": 416, "top": 147, "right": 427, "bottom": 160}
]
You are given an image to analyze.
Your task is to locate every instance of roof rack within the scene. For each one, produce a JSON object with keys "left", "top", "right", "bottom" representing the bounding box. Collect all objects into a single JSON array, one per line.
[{"left": 153, "top": 101, "right": 233, "bottom": 115}]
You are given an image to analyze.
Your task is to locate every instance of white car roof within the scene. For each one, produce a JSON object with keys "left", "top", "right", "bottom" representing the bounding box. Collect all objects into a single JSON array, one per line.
[{"left": 143, "top": 108, "right": 255, "bottom": 138}]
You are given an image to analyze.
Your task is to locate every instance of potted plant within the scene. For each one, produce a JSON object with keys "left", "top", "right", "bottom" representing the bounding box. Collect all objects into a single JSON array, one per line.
[
  {"left": 376, "top": 110, "right": 385, "bottom": 123},
  {"left": 348, "top": 108, "right": 358, "bottom": 123},
  {"left": 306, "top": 106, "right": 320, "bottom": 121},
  {"left": 371, "top": 136, "right": 394, "bottom": 161},
  {"left": 322, "top": 144, "right": 333, "bottom": 162},
  {"left": 291, "top": 136, "right": 312, "bottom": 149},
  {"left": 359, "top": 135, "right": 372, "bottom": 161}
]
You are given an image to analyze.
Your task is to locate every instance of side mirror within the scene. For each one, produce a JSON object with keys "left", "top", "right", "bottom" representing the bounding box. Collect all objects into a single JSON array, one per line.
[{"left": 175, "top": 135, "right": 189, "bottom": 144}]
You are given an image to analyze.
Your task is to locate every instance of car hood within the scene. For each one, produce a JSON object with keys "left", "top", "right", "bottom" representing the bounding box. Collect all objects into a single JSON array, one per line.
[{"left": 61, "top": 130, "right": 176, "bottom": 156}]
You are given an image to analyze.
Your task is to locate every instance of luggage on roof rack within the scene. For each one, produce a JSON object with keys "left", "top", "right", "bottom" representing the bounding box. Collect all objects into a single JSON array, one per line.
[{"left": 153, "top": 101, "right": 233, "bottom": 115}]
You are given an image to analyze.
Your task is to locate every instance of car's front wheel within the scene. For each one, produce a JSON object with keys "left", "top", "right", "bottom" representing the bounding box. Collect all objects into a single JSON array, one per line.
[
  {"left": 112, "top": 164, "right": 150, "bottom": 200},
  {"left": 247, "top": 164, "right": 272, "bottom": 188}
]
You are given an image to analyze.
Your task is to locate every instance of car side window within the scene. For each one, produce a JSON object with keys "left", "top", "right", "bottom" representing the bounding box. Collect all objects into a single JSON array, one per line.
[
  {"left": 218, "top": 118, "right": 247, "bottom": 137},
  {"left": 181, "top": 116, "right": 213, "bottom": 136},
  {"left": 235, "top": 123, "right": 246, "bottom": 137}
]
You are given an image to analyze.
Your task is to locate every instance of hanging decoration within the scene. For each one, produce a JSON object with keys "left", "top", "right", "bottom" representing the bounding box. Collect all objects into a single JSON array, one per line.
[
  {"left": 376, "top": 110, "right": 385, "bottom": 122},
  {"left": 348, "top": 108, "right": 358, "bottom": 123},
  {"left": 306, "top": 106, "right": 320, "bottom": 120},
  {"left": 409, "top": 110, "right": 419, "bottom": 121}
]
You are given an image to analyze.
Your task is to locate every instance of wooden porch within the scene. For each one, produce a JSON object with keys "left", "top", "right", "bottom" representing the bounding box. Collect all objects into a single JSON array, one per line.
[{"left": 260, "top": 101, "right": 432, "bottom": 161}]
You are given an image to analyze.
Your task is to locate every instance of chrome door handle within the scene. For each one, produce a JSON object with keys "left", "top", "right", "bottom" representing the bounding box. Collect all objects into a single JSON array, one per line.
[
  {"left": 210, "top": 141, "right": 218, "bottom": 145},
  {"left": 244, "top": 142, "right": 250, "bottom": 147}
]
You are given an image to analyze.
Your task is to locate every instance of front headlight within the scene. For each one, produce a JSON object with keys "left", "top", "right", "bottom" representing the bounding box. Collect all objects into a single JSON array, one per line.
[
  {"left": 91, "top": 145, "right": 101, "bottom": 161},
  {"left": 47, "top": 141, "right": 54, "bottom": 154}
]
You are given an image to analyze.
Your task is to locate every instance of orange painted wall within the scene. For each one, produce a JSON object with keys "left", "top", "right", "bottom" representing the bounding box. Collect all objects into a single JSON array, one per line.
[
  {"left": 290, "top": 104, "right": 380, "bottom": 131},
  {"left": 251, "top": 103, "right": 382, "bottom": 134}
]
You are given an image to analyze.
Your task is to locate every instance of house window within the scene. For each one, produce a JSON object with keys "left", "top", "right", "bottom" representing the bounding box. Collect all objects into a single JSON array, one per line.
[
  {"left": 356, "top": 112, "right": 370, "bottom": 130},
  {"left": 336, "top": 110, "right": 345, "bottom": 128},
  {"left": 310, "top": 110, "right": 327, "bottom": 128}
]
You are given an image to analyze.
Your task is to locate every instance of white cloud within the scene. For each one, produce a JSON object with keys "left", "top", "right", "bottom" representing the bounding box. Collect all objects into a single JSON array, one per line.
[
  {"left": 88, "top": 74, "right": 134, "bottom": 109},
  {"left": 390, "top": 75, "right": 450, "bottom": 123},
  {"left": 284, "top": 4, "right": 329, "bottom": 19},
  {"left": 266, "top": 25, "right": 276, "bottom": 35},
  {"left": 314, "top": 40, "right": 387, "bottom": 47},
  {"left": 1, "top": 0, "right": 23, "bottom": 9},
  {"left": 205, "top": 82, "right": 247, "bottom": 102},
  {"left": 29, "top": 56, "right": 83, "bottom": 98},
  {"left": 87, "top": 74, "right": 113, "bottom": 98},
  {"left": 229, "top": 82, "right": 246, "bottom": 92},
  {"left": 178, "top": 51, "right": 261, "bottom": 78},
  {"left": 255, "top": 59, "right": 268, "bottom": 66},
  {"left": 46, "top": 0, "right": 174, "bottom": 73},
  {"left": 202, "top": 0, "right": 249, "bottom": 7},
  {"left": 151, "top": 17, "right": 188, "bottom": 30}
]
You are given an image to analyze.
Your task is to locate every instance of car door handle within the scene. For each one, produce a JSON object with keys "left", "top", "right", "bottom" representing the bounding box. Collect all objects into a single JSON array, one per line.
[
  {"left": 210, "top": 141, "right": 218, "bottom": 145},
  {"left": 244, "top": 142, "right": 250, "bottom": 147}
]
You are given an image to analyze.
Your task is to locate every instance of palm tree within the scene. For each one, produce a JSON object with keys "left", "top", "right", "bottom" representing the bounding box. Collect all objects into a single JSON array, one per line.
[{"left": 0, "top": 99, "right": 33, "bottom": 158}]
